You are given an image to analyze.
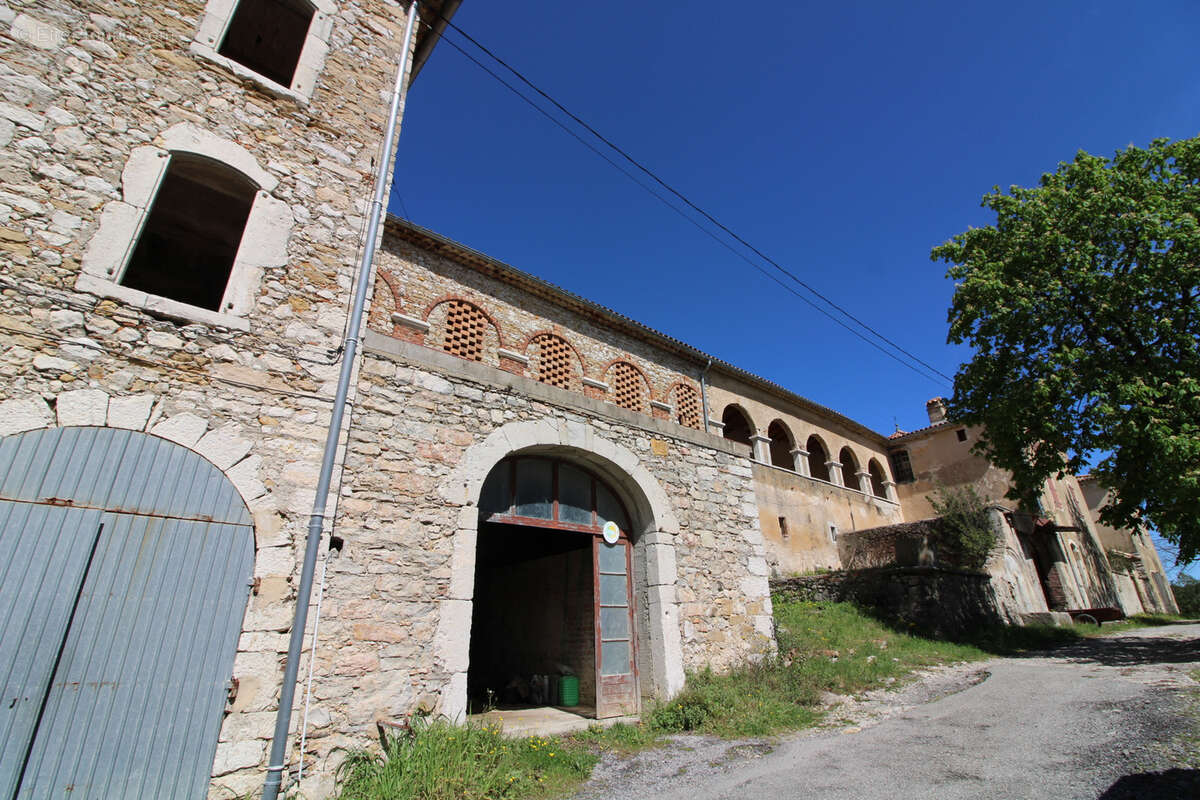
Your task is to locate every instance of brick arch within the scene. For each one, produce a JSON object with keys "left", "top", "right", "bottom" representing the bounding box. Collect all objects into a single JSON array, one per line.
[
  {"left": 666, "top": 382, "right": 702, "bottom": 430},
  {"left": 377, "top": 267, "right": 404, "bottom": 310},
  {"left": 425, "top": 296, "right": 504, "bottom": 363},
  {"left": 602, "top": 359, "right": 652, "bottom": 414},
  {"left": 370, "top": 267, "right": 405, "bottom": 334},
  {"left": 525, "top": 331, "right": 586, "bottom": 391},
  {"left": 423, "top": 294, "right": 507, "bottom": 349}
]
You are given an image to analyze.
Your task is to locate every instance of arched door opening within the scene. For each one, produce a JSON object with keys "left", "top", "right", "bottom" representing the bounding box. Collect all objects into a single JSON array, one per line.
[
  {"left": 0, "top": 426, "right": 253, "bottom": 800},
  {"left": 471, "top": 456, "right": 638, "bottom": 720}
]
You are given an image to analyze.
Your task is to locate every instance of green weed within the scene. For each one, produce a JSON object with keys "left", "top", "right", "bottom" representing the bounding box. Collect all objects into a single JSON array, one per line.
[{"left": 335, "top": 717, "right": 595, "bottom": 800}]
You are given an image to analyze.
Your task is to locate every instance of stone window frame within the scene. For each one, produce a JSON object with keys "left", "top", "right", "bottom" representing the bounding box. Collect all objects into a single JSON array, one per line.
[
  {"left": 189, "top": 0, "right": 337, "bottom": 104},
  {"left": 77, "top": 123, "right": 292, "bottom": 332}
]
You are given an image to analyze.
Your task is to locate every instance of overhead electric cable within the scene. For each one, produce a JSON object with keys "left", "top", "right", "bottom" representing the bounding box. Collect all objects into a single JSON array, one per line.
[
  {"left": 425, "top": 24, "right": 951, "bottom": 387},
  {"left": 418, "top": 5, "right": 955, "bottom": 385}
]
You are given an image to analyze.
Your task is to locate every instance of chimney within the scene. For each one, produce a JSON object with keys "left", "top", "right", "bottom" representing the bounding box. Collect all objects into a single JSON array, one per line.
[{"left": 926, "top": 397, "right": 948, "bottom": 424}]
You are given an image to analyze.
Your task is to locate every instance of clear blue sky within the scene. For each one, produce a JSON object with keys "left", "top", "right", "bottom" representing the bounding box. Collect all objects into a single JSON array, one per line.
[{"left": 391, "top": 1, "right": 1200, "bottom": 573}]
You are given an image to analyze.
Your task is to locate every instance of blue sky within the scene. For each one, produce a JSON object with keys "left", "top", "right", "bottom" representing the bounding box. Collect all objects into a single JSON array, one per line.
[{"left": 391, "top": 1, "right": 1200, "bottom": 573}]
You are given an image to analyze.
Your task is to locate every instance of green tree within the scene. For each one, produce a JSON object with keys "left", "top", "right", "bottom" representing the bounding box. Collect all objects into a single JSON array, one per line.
[
  {"left": 932, "top": 137, "right": 1200, "bottom": 562},
  {"left": 1172, "top": 574, "right": 1200, "bottom": 616}
]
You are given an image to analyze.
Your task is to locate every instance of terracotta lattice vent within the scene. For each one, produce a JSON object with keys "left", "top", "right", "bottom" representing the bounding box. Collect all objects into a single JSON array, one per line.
[
  {"left": 610, "top": 362, "right": 646, "bottom": 413},
  {"left": 673, "top": 384, "right": 701, "bottom": 429},
  {"left": 532, "top": 334, "right": 575, "bottom": 389},
  {"left": 441, "top": 300, "right": 486, "bottom": 361}
]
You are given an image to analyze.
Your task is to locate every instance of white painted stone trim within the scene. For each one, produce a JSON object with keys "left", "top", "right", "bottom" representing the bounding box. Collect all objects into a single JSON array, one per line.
[
  {"left": 649, "top": 400, "right": 672, "bottom": 412},
  {"left": 496, "top": 348, "right": 529, "bottom": 365},
  {"left": 190, "top": 0, "right": 337, "bottom": 103},
  {"left": 581, "top": 376, "right": 609, "bottom": 391},
  {"left": 78, "top": 124, "right": 293, "bottom": 329},
  {"left": 437, "top": 419, "right": 687, "bottom": 718},
  {"left": 390, "top": 312, "right": 430, "bottom": 333}
]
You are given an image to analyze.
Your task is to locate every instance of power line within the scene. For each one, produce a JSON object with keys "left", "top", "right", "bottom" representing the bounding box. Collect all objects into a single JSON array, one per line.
[
  {"left": 428, "top": 30, "right": 948, "bottom": 387},
  {"left": 418, "top": 5, "right": 955, "bottom": 386}
]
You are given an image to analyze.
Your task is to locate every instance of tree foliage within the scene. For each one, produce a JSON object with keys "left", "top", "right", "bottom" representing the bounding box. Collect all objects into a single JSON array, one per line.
[{"left": 932, "top": 137, "right": 1200, "bottom": 563}]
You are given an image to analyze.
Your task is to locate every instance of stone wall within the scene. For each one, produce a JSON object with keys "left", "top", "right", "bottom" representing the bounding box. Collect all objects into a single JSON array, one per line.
[
  {"left": 287, "top": 330, "right": 775, "bottom": 787},
  {"left": 753, "top": 461, "right": 903, "bottom": 575},
  {"left": 0, "top": 1, "right": 426, "bottom": 796},
  {"left": 772, "top": 567, "right": 1005, "bottom": 638}
]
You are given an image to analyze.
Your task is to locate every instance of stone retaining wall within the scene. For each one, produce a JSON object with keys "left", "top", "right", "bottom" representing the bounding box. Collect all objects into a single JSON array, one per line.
[{"left": 772, "top": 567, "right": 1005, "bottom": 638}]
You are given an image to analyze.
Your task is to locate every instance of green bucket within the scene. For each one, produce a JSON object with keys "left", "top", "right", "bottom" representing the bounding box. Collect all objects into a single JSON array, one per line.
[{"left": 558, "top": 675, "right": 580, "bottom": 707}]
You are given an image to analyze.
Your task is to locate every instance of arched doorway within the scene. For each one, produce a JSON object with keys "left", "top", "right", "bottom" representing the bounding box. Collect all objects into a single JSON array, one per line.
[
  {"left": 472, "top": 456, "right": 638, "bottom": 719},
  {"left": 0, "top": 426, "right": 253, "bottom": 800}
]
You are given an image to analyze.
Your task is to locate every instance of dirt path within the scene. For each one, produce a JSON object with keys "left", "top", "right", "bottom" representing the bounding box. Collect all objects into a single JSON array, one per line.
[{"left": 570, "top": 624, "right": 1200, "bottom": 800}]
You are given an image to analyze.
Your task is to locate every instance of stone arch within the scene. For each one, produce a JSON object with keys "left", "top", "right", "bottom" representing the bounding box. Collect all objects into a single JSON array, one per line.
[
  {"left": 0, "top": 390, "right": 269, "bottom": 516},
  {"left": 839, "top": 446, "right": 861, "bottom": 491},
  {"left": 867, "top": 458, "right": 888, "bottom": 497},
  {"left": 766, "top": 420, "right": 795, "bottom": 469},
  {"left": 805, "top": 434, "right": 830, "bottom": 482},
  {"left": 721, "top": 404, "right": 755, "bottom": 459},
  {"left": 77, "top": 122, "right": 292, "bottom": 329},
  {"left": 437, "top": 419, "right": 686, "bottom": 721}
]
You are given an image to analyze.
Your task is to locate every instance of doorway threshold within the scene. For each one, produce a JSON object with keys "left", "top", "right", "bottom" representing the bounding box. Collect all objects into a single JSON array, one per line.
[{"left": 469, "top": 706, "right": 638, "bottom": 737}]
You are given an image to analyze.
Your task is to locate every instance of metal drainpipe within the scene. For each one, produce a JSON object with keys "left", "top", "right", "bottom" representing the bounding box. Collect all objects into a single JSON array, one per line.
[
  {"left": 260, "top": 6, "right": 420, "bottom": 799},
  {"left": 700, "top": 358, "right": 712, "bottom": 433}
]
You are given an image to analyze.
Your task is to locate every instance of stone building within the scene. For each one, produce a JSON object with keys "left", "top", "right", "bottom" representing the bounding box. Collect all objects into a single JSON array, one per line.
[
  {"left": 885, "top": 398, "right": 1178, "bottom": 620},
  {"left": 0, "top": 2, "right": 1180, "bottom": 798}
]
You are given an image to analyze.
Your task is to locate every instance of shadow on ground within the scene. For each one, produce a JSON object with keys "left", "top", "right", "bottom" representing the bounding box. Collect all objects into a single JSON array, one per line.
[
  {"left": 1097, "top": 768, "right": 1200, "bottom": 799},
  {"left": 1048, "top": 633, "right": 1200, "bottom": 667}
]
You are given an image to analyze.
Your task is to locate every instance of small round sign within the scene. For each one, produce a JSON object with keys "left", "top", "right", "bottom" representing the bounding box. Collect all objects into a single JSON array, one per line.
[{"left": 602, "top": 520, "right": 620, "bottom": 544}]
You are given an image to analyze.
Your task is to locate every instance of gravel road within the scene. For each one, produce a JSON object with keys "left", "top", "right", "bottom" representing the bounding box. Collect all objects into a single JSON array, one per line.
[{"left": 571, "top": 623, "right": 1200, "bottom": 800}]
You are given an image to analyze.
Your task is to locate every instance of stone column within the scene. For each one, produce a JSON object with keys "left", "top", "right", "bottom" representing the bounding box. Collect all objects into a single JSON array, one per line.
[
  {"left": 854, "top": 470, "right": 871, "bottom": 494},
  {"left": 750, "top": 434, "right": 771, "bottom": 464},
  {"left": 826, "top": 460, "right": 843, "bottom": 486},
  {"left": 790, "top": 447, "right": 810, "bottom": 476},
  {"left": 882, "top": 479, "right": 898, "bottom": 502}
]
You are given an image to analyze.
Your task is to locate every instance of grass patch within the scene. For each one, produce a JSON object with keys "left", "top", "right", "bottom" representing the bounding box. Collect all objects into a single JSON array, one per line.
[
  {"left": 648, "top": 600, "right": 992, "bottom": 738},
  {"left": 568, "top": 721, "right": 661, "bottom": 754},
  {"left": 333, "top": 600, "right": 1180, "bottom": 798},
  {"left": 335, "top": 718, "right": 596, "bottom": 800}
]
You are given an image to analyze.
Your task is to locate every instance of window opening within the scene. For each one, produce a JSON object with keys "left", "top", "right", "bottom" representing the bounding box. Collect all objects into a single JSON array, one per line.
[
  {"left": 532, "top": 334, "right": 575, "bottom": 390},
  {"left": 839, "top": 447, "right": 860, "bottom": 490},
  {"left": 767, "top": 420, "right": 794, "bottom": 469},
  {"left": 722, "top": 406, "right": 754, "bottom": 459},
  {"left": 120, "top": 154, "right": 256, "bottom": 312},
  {"left": 480, "top": 456, "right": 632, "bottom": 534},
  {"left": 610, "top": 362, "right": 646, "bottom": 413},
  {"left": 806, "top": 435, "right": 830, "bottom": 482},
  {"left": 672, "top": 385, "right": 701, "bottom": 430},
  {"left": 778, "top": 516, "right": 789, "bottom": 539},
  {"left": 889, "top": 449, "right": 915, "bottom": 483},
  {"left": 441, "top": 301, "right": 487, "bottom": 361},
  {"left": 867, "top": 459, "right": 887, "bottom": 498},
  {"left": 828, "top": 523, "right": 838, "bottom": 543},
  {"left": 218, "top": 0, "right": 315, "bottom": 87},
  {"left": 956, "top": 429, "right": 968, "bottom": 442}
]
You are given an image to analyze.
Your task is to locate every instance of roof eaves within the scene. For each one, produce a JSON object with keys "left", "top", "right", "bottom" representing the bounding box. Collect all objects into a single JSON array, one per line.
[{"left": 382, "top": 215, "right": 890, "bottom": 445}]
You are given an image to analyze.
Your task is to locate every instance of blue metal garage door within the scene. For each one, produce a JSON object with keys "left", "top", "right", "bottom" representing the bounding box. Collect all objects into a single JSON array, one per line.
[{"left": 0, "top": 427, "right": 254, "bottom": 800}]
